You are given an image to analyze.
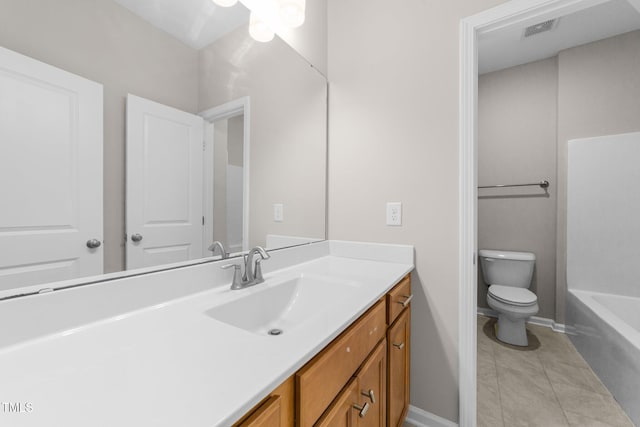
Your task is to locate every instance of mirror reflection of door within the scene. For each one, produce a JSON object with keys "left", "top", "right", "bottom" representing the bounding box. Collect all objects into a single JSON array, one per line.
[
  {"left": 0, "top": 47, "right": 103, "bottom": 291},
  {"left": 126, "top": 94, "right": 204, "bottom": 270},
  {"left": 207, "top": 115, "right": 244, "bottom": 255}
]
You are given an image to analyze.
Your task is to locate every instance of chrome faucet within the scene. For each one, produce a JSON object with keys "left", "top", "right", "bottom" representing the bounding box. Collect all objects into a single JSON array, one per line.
[
  {"left": 208, "top": 241, "right": 228, "bottom": 259},
  {"left": 221, "top": 246, "right": 270, "bottom": 290},
  {"left": 243, "top": 246, "right": 270, "bottom": 284}
]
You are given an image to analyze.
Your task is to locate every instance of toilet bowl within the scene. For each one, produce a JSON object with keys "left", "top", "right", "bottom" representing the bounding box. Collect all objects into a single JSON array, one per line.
[{"left": 479, "top": 250, "right": 538, "bottom": 346}]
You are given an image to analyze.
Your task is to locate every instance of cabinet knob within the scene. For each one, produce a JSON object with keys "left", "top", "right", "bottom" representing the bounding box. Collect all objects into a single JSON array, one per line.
[
  {"left": 353, "top": 402, "right": 370, "bottom": 418},
  {"left": 361, "top": 389, "right": 376, "bottom": 404},
  {"left": 393, "top": 342, "right": 405, "bottom": 350},
  {"left": 396, "top": 294, "right": 413, "bottom": 307},
  {"left": 131, "top": 233, "right": 143, "bottom": 243}
]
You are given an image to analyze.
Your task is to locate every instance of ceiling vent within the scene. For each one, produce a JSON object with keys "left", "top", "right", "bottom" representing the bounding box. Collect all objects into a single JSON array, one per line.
[{"left": 523, "top": 19, "right": 559, "bottom": 38}]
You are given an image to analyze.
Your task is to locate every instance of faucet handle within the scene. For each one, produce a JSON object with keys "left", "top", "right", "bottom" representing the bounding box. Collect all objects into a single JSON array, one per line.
[{"left": 221, "top": 263, "right": 243, "bottom": 290}]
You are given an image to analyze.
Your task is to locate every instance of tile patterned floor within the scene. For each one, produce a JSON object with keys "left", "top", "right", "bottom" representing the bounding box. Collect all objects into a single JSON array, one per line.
[{"left": 478, "top": 315, "right": 635, "bottom": 427}]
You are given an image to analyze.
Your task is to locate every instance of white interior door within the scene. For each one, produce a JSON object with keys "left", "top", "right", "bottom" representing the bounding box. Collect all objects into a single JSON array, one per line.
[
  {"left": 126, "top": 95, "right": 204, "bottom": 269},
  {"left": 0, "top": 47, "right": 103, "bottom": 292}
]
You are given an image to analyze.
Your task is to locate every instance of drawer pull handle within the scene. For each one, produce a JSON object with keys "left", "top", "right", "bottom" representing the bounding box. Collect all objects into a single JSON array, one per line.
[
  {"left": 353, "top": 402, "right": 370, "bottom": 418},
  {"left": 397, "top": 294, "right": 413, "bottom": 307},
  {"left": 361, "top": 389, "right": 376, "bottom": 404},
  {"left": 393, "top": 342, "right": 405, "bottom": 350}
]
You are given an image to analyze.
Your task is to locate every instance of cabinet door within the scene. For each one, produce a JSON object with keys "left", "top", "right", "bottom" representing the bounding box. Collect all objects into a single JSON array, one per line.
[
  {"left": 234, "top": 377, "right": 294, "bottom": 427},
  {"left": 387, "top": 308, "right": 410, "bottom": 427},
  {"left": 357, "top": 340, "right": 386, "bottom": 427},
  {"left": 315, "top": 378, "right": 359, "bottom": 427},
  {"left": 238, "top": 395, "right": 281, "bottom": 427}
]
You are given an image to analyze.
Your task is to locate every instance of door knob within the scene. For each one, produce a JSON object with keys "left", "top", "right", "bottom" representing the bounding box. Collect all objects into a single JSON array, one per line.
[
  {"left": 86, "top": 239, "right": 101, "bottom": 249},
  {"left": 131, "top": 233, "right": 143, "bottom": 243}
]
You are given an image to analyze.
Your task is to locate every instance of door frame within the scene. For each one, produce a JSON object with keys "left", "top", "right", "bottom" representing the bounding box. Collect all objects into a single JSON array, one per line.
[
  {"left": 200, "top": 97, "right": 251, "bottom": 254},
  {"left": 457, "top": 0, "right": 640, "bottom": 424}
]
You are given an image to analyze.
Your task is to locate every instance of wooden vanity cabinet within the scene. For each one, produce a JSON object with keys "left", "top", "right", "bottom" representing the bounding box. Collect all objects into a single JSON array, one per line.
[
  {"left": 233, "top": 274, "right": 412, "bottom": 427},
  {"left": 296, "top": 300, "right": 386, "bottom": 427}
]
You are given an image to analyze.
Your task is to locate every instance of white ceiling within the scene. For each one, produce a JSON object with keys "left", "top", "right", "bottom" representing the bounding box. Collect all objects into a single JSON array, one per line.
[
  {"left": 478, "top": 0, "right": 640, "bottom": 75},
  {"left": 113, "top": 0, "right": 250, "bottom": 50}
]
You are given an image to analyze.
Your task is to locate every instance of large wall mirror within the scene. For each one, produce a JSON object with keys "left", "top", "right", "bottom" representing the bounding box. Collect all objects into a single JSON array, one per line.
[{"left": 0, "top": 0, "right": 327, "bottom": 295}]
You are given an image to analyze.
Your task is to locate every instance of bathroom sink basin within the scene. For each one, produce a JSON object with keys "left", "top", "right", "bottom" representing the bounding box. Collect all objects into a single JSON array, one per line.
[{"left": 205, "top": 275, "right": 360, "bottom": 335}]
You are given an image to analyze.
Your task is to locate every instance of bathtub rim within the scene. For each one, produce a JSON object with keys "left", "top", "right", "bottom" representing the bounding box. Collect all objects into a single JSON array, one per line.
[{"left": 569, "top": 289, "right": 640, "bottom": 352}]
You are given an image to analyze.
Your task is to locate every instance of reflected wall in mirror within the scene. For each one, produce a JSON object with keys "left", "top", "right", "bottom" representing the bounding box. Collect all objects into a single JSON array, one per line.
[{"left": 0, "top": 0, "right": 327, "bottom": 294}]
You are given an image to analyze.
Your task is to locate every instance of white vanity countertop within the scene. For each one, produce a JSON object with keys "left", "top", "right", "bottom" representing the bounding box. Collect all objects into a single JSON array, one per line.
[{"left": 0, "top": 243, "right": 413, "bottom": 427}]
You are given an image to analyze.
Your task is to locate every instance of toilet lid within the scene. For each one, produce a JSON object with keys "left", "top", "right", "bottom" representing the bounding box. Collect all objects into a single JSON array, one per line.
[{"left": 488, "top": 285, "right": 537, "bottom": 306}]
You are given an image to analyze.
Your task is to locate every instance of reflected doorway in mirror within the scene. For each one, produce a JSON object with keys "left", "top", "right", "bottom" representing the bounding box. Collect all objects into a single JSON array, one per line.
[{"left": 201, "top": 97, "right": 251, "bottom": 257}]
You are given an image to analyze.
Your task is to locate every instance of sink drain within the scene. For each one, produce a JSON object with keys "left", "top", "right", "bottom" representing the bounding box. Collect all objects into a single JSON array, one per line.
[{"left": 268, "top": 328, "right": 283, "bottom": 336}]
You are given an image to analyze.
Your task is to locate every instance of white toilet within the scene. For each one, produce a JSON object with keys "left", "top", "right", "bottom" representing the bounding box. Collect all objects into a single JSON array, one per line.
[{"left": 479, "top": 249, "right": 538, "bottom": 346}]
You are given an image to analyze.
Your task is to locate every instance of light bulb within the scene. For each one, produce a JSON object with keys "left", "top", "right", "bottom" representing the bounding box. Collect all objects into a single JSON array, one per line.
[
  {"left": 279, "top": 0, "right": 305, "bottom": 28},
  {"left": 211, "top": 0, "right": 238, "bottom": 7},
  {"left": 249, "top": 12, "right": 274, "bottom": 43}
]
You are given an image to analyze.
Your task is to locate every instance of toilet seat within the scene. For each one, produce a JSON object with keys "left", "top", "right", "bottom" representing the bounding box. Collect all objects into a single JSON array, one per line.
[{"left": 488, "top": 285, "right": 537, "bottom": 307}]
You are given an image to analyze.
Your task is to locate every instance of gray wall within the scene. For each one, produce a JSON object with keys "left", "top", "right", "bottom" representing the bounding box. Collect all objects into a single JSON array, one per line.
[
  {"left": 327, "top": 0, "right": 507, "bottom": 421},
  {"left": 555, "top": 30, "right": 640, "bottom": 322},
  {"left": 0, "top": 0, "right": 200, "bottom": 273},
  {"left": 478, "top": 58, "right": 558, "bottom": 319},
  {"left": 199, "top": 25, "right": 327, "bottom": 248}
]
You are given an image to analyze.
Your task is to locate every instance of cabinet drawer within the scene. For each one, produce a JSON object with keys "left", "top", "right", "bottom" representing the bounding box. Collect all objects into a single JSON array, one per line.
[
  {"left": 386, "top": 275, "right": 412, "bottom": 325},
  {"left": 296, "top": 300, "right": 386, "bottom": 427}
]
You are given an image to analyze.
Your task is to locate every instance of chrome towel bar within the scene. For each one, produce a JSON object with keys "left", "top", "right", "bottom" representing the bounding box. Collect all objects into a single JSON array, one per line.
[{"left": 478, "top": 180, "right": 549, "bottom": 189}]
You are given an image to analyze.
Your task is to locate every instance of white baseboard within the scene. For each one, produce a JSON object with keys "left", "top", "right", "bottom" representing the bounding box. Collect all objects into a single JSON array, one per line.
[
  {"left": 405, "top": 405, "right": 458, "bottom": 427},
  {"left": 477, "top": 307, "right": 566, "bottom": 333}
]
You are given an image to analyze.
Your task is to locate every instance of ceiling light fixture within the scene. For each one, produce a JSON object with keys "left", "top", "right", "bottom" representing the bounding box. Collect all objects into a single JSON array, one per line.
[
  {"left": 211, "top": 0, "right": 238, "bottom": 7},
  {"left": 278, "top": 0, "right": 305, "bottom": 28},
  {"left": 249, "top": 12, "right": 275, "bottom": 43}
]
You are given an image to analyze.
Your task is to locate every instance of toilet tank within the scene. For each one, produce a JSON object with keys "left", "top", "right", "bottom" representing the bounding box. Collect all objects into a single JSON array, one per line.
[{"left": 479, "top": 249, "right": 535, "bottom": 288}]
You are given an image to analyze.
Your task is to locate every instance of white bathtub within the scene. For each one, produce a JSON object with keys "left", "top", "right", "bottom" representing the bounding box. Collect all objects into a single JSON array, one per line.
[{"left": 567, "top": 289, "right": 640, "bottom": 425}]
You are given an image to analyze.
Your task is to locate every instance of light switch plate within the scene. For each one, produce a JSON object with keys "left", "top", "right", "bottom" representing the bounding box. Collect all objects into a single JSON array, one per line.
[
  {"left": 386, "top": 202, "right": 402, "bottom": 226},
  {"left": 273, "top": 203, "right": 284, "bottom": 222}
]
